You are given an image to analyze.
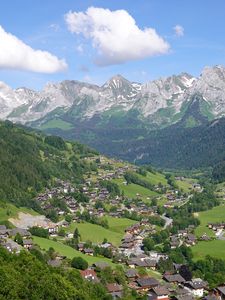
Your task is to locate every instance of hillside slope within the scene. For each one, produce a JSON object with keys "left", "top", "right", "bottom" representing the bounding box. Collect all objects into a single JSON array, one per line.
[{"left": 0, "top": 120, "right": 97, "bottom": 207}]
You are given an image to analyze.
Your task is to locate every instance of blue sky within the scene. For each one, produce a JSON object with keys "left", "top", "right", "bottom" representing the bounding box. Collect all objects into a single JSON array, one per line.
[{"left": 0, "top": 0, "right": 225, "bottom": 89}]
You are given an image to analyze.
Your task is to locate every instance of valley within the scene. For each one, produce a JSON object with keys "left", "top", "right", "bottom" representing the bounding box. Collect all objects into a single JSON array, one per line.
[{"left": 1, "top": 120, "right": 225, "bottom": 298}]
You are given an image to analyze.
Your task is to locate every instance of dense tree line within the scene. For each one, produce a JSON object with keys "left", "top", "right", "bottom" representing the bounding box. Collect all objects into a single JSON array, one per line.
[
  {"left": 0, "top": 120, "right": 97, "bottom": 209},
  {"left": 0, "top": 246, "right": 110, "bottom": 300},
  {"left": 124, "top": 171, "right": 154, "bottom": 191}
]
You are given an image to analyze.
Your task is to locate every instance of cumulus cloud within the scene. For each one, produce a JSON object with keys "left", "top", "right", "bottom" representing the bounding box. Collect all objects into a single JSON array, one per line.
[
  {"left": 65, "top": 7, "right": 170, "bottom": 66},
  {"left": 173, "top": 25, "right": 184, "bottom": 37},
  {"left": 0, "top": 25, "right": 67, "bottom": 73}
]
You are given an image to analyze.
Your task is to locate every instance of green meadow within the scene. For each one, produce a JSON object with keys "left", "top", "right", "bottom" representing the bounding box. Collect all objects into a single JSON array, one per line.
[
  {"left": 113, "top": 178, "right": 158, "bottom": 201},
  {"left": 102, "top": 216, "right": 136, "bottom": 234},
  {"left": 66, "top": 222, "right": 122, "bottom": 246},
  {"left": 33, "top": 236, "right": 114, "bottom": 266},
  {"left": 194, "top": 204, "right": 225, "bottom": 237},
  {"left": 192, "top": 239, "right": 225, "bottom": 260},
  {"left": 0, "top": 203, "right": 39, "bottom": 224}
]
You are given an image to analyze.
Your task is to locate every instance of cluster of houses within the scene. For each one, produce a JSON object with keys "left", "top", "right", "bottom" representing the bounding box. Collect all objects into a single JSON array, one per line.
[
  {"left": 0, "top": 225, "right": 33, "bottom": 253},
  {"left": 170, "top": 226, "right": 197, "bottom": 248},
  {"left": 77, "top": 258, "right": 216, "bottom": 300},
  {"left": 163, "top": 191, "right": 187, "bottom": 208},
  {"left": 119, "top": 220, "right": 156, "bottom": 256}
]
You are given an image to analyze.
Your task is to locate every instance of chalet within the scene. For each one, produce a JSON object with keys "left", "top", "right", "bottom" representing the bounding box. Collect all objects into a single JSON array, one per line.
[
  {"left": 214, "top": 286, "right": 225, "bottom": 300},
  {"left": 80, "top": 269, "right": 98, "bottom": 282},
  {"left": 185, "top": 234, "right": 197, "bottom": 246},
  {"left": 2, "top": 240, "right": 21, "bottom": 254},
  {"left": 93, "top": 261, "right": 109, "bottom": 270},
  {"left": 145, "top": 259, "right": 158, "bottom": 270},
  {"left": 204, "top": 293, "right": 220, "bottom": 300},
  {"left": 125, "top": 223, "right": 141, "bottom": 235},
  {"left": 46, "top": 224, "right": 58, "bottom": 234},
  {"left": 0, "top": 225, "right": 9, "bottom": 239},
  {"left": 136, "top": 277, "right": 159, "bottom": 292},
  {"left": 23, "top": 239, "right": 33, "bottom": 250},
  {"left": 125, "top": 269, "right": 139, "bottom": 281},
  {"left": 106, "top": 283, "right": 123, "bottom": 298},
  {"left": 10, "top": 228, "right": 31, "bottom": 238},
  {"left": 78, "top": 243, "right": 85, "bottom": 251},
  {"left": 184, "top": 278, "right": 208, "bottom": 298},
  {"left": 178, "top": 230, "right": 188, "bottom": 237},
  {"left": 83, "top": 248, "right": 94, "bottom": 256},
  {"left": 148, "top": 286, "right": 169, "bottom": 300},
  {"left": 174, "top": 288, "right": 194, "bottom": 300},
  {"left": 61, "top": 221, "right": 69, "bottom": 227},
  {"left": 163, "top": 274, "right": 185, "bottom": 284}
]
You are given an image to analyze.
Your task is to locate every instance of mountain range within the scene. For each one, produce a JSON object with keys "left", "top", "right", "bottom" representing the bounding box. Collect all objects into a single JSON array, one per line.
[{"left": 1, "top": 65, "right": 225, "bottom": 168}]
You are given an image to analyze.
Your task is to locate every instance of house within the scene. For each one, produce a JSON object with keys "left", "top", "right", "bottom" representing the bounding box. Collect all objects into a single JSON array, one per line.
[
  {"left": 163, "top": 274, "right": 185, "bottom": 284},
  {"left": 2, "top": 240, "right": 21, "bottom": 254},
  {"left": 136, "top": 277, "right": 159, "bottom": 292},
  {"left": 80, "top": 269, "right": 98, "bottom": 282},
  {"left": 185, "top": 234, "right": 197, "bottom": 246},
  {"left": 145, "top": 259, "right": 158, "bottom": 270},
  {"left": 148, "top": 286, "right": 169, "bottom": 300},
  {"left": 174, "top": 287, "right": 194, "bottom": 300},
  {"left": 184, "top": 278, "right": 208, "bottom": 297},
  {"left": 23, "top": 239, "right": 33, "bottom": 249},
  {"left": 0, "top": 226, "right": 9, "bottom": 239},
  {"left": 93, "top": 261, "right": 109, "bottom": 270},
  {"left": 106, "top": 283, "right": 123, "bottom": 298},
  {"left": 83, "top": 248, "right": 94, "bottom": 256},
  {"left": 78, "top": 243, "right": 85, "bottom": 252},
  {"left": 213, "top": 286, "right": 225, "bottom": 300},
  {"left": 10, "top": 228, "right": 31, "bottom": 238},
  {"left": 125, "top": 269, "right": 139, "bottom": 281}
]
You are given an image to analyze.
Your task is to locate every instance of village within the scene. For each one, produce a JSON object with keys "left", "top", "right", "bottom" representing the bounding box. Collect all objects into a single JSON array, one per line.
[{"left": 1, "top": 155, "right": 223, "bottom": 300}]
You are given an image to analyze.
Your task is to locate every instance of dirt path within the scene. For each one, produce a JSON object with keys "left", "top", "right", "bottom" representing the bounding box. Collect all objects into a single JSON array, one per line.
[{"left": 9, "top": 212, "right": 51, "bottom": 229}]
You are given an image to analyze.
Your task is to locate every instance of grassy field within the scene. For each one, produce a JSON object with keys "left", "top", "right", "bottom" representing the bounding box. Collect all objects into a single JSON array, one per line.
[
  {"left": 102, "top": 216, "right": 136, "bottom": 234},
  {"left": 144, "top": 171, "right": 168, "bottom": 186},
  {"left": 40, "top": 118, "right": 73, "bottom": 130},
  {"left": 33, "top": 236, "right": 114, "bottom": 266},
  {"left": 194, "top": 204, "right": 225, "bottom": 237},
  {"left": 192, "top": 240, "right": 225, "bottom": 260},
  {"left": 0, "top": 203, "right": 39, "bottom": 223},
  {"left": 66, "top": 222, "right": 124, "bottom": 246},
  {"left": 175, "top": 178, "right": 195, "bottom": 193},
  {"left": 113, "top": 178, "right": 158, "bottom": 201}
]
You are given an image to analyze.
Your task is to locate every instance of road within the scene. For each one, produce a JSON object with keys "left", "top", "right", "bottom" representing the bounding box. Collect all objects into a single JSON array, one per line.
[{"left": 161, "top": 213, "right": 173, "bottom": 229}]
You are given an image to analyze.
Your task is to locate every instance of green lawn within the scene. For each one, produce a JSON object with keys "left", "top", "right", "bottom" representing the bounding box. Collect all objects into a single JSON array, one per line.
[
  {"left": 192, "top": 240, "right": 225, "bottom": 260},
  {"left": 33, "top": 236, "right": 114, "bottom": 266},
  {"left": 0, "top": 203, "right": 39, "bottom": 223},
  {"left": 145, "top": 171, "right": 168, "bottom": 186},
  {"left": 194, "top": 205, "right": 225, "bottom": 237},
  {"left": 40, "top": 118, "right": 73, "bottom": 130},
  {"left": 66, "top": 222, "right": 123, "bottom": 246},
  {"left": 102, "top": 216, "right": 136, "bottom": 234},
  {"left": 113, "top": 178, "right": 158, "bottom": 201},
  {"left": 175, "top": 178, "right": 195, "bottom": 193}
]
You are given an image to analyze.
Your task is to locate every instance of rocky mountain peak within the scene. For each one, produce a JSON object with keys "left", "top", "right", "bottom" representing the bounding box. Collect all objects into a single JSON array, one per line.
[{"left": 0, "top": 65, "right": 224, "bottom": 126}]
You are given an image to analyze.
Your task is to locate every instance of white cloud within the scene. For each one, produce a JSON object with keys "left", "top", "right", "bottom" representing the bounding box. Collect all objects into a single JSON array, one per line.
[
  {"left": 65, "top": 7, "right": 170, "bottom": 66},
  {"left": 49, "top": 23, "right": 60, "bottom": 32},
  {"left": 0, "top": 25, "right": 67, "bottom": 73},
  {"left": 76, "top": 44, "right": 84, "bottom": 53},
  {"left": 173, "top": 25, "right": 184, "bottom": 37}
]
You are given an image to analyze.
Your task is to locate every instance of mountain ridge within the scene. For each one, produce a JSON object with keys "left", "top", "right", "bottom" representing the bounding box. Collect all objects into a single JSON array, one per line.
[{"left": 1, "top": 65, "right": 224, "bottom": 128}]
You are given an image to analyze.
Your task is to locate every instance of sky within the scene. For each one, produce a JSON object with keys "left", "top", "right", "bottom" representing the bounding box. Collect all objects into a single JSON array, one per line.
[{"left": 0, "top": 0, "right": 225, "bottom": 90}]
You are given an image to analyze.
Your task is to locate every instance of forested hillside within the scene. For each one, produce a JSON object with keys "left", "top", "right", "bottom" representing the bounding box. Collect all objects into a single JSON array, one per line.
[
  {"left": 0, "top": 120, "right": 97, "bottom": 208},
  {"left": 0, "top": 246, "right": 109, "bottom": 300}
]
